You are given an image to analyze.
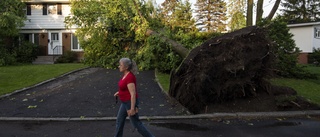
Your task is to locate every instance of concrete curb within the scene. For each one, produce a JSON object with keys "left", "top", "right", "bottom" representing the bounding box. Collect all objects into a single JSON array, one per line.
[
  {"left": 0, "top": 67, "right": 90, "bottom": 99},
  {"left": 0, "top": 110, "right": 319, "bottom": 122}
]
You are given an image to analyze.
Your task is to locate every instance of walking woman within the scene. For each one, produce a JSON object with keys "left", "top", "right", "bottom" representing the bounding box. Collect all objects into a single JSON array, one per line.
[{"left": 114, "top": 58, "right": 154, "bottom": 137}]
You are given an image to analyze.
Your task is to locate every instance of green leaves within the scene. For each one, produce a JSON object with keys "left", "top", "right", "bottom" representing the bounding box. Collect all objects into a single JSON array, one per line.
[
  {"left": 65, "top": 0, "right": 153, "bottom": 67},
  {"left": 0, "top": 0, "right": 26, "bottom": 37}
]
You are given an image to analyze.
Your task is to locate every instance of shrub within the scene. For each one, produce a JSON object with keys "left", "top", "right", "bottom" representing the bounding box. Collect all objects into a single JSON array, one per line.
[
  {"left": 0, "top": 48, "right": 16, "bottom": 66},
  {"left": 258, "top": 17, "right": 316, "bottom": 79},
  {"left": 308, "top": 48, "right": 320, "bottom": 66},
  {"left": 55, "top": 51, "right": 77, "bottom": 63},
  {"left": 14, "top": 41, "right": 38, "bottom": 63}
]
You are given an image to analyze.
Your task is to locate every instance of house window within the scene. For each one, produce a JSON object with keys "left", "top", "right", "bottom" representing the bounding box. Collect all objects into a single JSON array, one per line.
[
  {"left": 315, "top": 28, "right": 320, "bottom": 39},
  {"left": 22, "top": 33, "right": 32, "bottom": 42},
  {"left": 48, "top": 4, "right": 57, "bottom": 15},
  {"left": 26, "top": 4, "right": 31, "bottom": 15},
  {"left": 34, "top": 33, "right": 39, "bottom": 46},
  {"left": 51, "top": 33, "right": 59, "bottom": 41},
  {"left": 43, "top": 4, "right": 62, "bottom": 15},
  {"left": 72, "top": 34, "right": 82, "bottom": 51}
]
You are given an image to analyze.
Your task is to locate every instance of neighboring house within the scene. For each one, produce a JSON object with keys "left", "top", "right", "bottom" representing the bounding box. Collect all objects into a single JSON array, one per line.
[
  {"left": 288, "top": 22, "right": 320, "bottom": 64},
  {"left": 20, "top": 0, "right": 83, "bottom": 63}
]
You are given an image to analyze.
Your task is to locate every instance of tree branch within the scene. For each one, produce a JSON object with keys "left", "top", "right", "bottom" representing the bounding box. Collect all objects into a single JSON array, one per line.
[{"left": 266, "top": 0, "right": 281, "bottom": 21}]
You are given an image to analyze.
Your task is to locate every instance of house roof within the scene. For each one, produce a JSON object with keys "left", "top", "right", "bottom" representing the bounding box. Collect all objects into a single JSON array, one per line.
[{"left": 287, "top": 22, "right": 320, "bottom": 28}]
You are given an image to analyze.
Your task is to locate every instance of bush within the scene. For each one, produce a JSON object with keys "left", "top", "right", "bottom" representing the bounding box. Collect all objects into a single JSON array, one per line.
[
  {"left": 14, "top": 41, "right": 38, "bottom": 63},
  {"left": 258, "top": 17, "right": 316, "bottom": 79},
  {"left": 0, "top": 48, "right": 16, "bottom": 66},
  {"left": 55, "top": 51, "right": 77, "bottom": 63},
  {"left": 308, "top": 48, "right": 320, "bottom": 66}
]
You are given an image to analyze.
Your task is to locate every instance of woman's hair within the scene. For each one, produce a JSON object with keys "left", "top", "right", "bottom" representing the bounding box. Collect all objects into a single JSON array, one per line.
[{"left": 120, "top": 58, "right": 138, "bottom": 75}]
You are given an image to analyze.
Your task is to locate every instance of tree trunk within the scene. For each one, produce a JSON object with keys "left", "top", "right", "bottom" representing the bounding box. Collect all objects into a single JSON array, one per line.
[
  {"left": 146, "top": 29, "right": 189, "bottom": 58},
  {"left": 256, "top": 0, "right": 264, "bottom": 24},
  {"left": 266, "top": 0, "right": 281, "bottom": 21},
  {"left": 246, "top": 0, "right": 253, "bottom": 26},
  {"left": 132, "top": 0, "right": 189, "bottom": 58}
]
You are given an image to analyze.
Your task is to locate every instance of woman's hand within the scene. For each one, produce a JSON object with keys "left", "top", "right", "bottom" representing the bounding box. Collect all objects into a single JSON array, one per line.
[
  {"left": 127, "top": 108, "right": 136, "bottom": 116},
  {"left": 114, "top": 92, "right": 119, "bottom": 97}
]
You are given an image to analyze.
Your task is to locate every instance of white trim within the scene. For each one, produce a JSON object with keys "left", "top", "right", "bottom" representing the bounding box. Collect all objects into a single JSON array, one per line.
[
  {"left": 287, "top": 22, "right": 320, "bottom": 28},
  {"left": 20, "top": 29, "right": 76, "bottom": 33}
]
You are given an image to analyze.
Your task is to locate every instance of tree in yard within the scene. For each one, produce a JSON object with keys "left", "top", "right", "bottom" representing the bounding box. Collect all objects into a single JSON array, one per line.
[
  {"left": 0, "top": 0, "right": 26, "bottom": 37},
  {"left": 280, "top": 0, "right": 320, "bottom": 23},
  {"left": 159, "top": 0, "right": 196, "bottom": 33},
  {"left": 246, "top": 0, "right": 281, "bottom": 26},
  {"left": 65, "top": 0, "right": 190, "bottom": 67},
  {"left": 246, "top": 0, "right": 253, "bottom": 26},
  {"left": 0, "top": 0, "right": 27, "bottom": 66},
  {"left": 159, "top": 0, "right": 180, "bottom": 30},
  {"left": 194, "top": 0, "right": 227, "bottom": 32},
  {"left": 227, "top": 0, "right": 246, "bottom": 31}
]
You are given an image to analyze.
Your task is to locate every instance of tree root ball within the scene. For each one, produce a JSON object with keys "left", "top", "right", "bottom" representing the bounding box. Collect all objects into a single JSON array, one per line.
[{"left": 169, "top": 26, "right": 275, "bottom": 114}]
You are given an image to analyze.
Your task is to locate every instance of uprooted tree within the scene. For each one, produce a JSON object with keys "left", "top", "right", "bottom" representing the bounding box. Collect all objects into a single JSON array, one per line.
[
  {"left": 169, "top": 26, "right": 276, "bottom": 114},
  {"left": 65, "top": 0, "right": 317, "bottom": 113}
]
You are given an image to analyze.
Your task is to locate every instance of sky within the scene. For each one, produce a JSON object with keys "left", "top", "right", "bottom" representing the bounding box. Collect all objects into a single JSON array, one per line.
[{"left": 154, "top": 0, "right": 282, "bottom": 19}]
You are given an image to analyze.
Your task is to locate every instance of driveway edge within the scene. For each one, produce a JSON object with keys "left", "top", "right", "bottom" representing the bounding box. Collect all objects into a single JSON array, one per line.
[{"left": 0, "top": 110, "right": 319, "bottom": 122}]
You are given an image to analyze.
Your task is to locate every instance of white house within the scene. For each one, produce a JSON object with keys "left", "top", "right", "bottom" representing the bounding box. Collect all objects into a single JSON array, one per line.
[
  {"left": 20, "top": 0, "right": 83, "bottom": 63},
  {"left": 288, "top": 22, "right": 320, "bottom": 64}
]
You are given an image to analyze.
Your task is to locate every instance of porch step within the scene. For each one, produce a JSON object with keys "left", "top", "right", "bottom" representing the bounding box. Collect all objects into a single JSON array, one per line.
[{"left": 32, "top": 56, "right": 60, "bottom": 64}]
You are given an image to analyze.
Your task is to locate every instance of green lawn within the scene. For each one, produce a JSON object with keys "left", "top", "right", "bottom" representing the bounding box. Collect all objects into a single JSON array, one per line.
[
  {"left": 155, "top": 70, "right": 171, "bottom": 93},
  {"left": 271, "top": 65, "right": 320, "bottom": 104},
  {"left": 156, "top": 65, "right": 320, "bottom": 104},
  {"left": 0, "top": 63, "right": 87, "bottom": 96}
]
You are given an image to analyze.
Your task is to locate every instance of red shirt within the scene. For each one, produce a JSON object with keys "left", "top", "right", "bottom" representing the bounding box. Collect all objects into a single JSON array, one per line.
[{"left": 118, "top": 72, "right": 138, "bottom": 102}]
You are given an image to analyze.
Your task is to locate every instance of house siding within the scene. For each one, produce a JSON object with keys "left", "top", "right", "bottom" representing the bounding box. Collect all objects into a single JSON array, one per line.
[
  {"left": 22, "top": 4, "right": 71, "bottom": 29},
  {"left": 289, "top": 26, "right": 313, "bottom": 53},
  {"left": 288, "top": 22, "right": 320, "bottom": 64}
]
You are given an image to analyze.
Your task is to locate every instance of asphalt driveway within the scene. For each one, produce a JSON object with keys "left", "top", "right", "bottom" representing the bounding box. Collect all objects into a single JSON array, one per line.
[{"left": 0, "top": 68, "right": 189, "bottom": 117}]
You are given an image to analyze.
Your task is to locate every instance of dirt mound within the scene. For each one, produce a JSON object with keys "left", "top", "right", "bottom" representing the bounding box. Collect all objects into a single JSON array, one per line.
[{"left": 169, "top": 26, "right": 318, "bottom": 113}]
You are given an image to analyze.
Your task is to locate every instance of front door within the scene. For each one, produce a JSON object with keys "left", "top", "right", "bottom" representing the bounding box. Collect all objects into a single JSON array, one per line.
[{"left": 48, "top": 32, "right": 62, "bottom": 55}]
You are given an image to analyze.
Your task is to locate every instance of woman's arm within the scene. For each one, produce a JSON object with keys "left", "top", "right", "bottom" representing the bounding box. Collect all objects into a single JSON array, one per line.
[{"left": 127, "top": 83, "right": 136, "bottom": 116}]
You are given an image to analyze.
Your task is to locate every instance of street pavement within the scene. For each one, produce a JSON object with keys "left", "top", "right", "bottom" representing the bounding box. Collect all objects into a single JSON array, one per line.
[
  {"left": 0, "top": 67, "right": 319, "bottom": 137},
  {"left": 0, "top": 117, "right": 320, "bottom": 137}
]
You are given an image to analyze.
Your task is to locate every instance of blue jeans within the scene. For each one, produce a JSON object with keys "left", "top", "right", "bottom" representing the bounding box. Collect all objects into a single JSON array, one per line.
[{"left": 114, "top": 99, "right": 154, "bottom": 137}]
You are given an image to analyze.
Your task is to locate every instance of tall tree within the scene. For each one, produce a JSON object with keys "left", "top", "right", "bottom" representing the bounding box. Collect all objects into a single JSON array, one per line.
[
  {"left": 159, "top": 0, "right": 180, "bottom": 29},
  {"left": 194, "top": 0, "right": 227, "bottom": 32},
  {"left": 246, "top": 0, "right": 281, "bottom": 26},
  {"left": 246, "top": 0, "right": 253, "bottom": 26},
  {"left": 0, "top": 0, "right": 26, "bottom": 66},
  {"left": 172, "top": 0, "right": 196, "bottom": 32},
  {"left": 230, "top": 11, "right": 246, "bottom": 31},
  {"left": 266, "top": 0, "right": 281, "bottom": 21},
  {"left": 256, "top": 0, "right": 264, "bottom": 24},
  {"left": 281, "top": 0, "right": 320, "bottom": 23},
  {"left": 159, "top": 0, "right": 195, "bottom": 32},
  {"left": 227, "top": 0, "right": 246, "bottom": 31},
  {"left": 0, "top": 0, "right": 26, "bottom": 37}
]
